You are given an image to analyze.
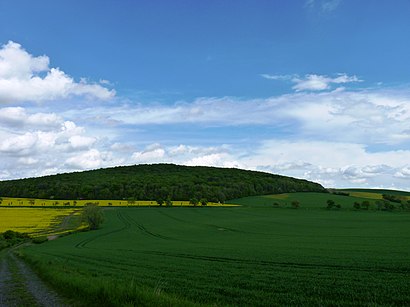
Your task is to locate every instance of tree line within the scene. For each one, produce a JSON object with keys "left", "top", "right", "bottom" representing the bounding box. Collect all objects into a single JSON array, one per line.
[{"left": 0, "top": 164, "right": 326, "bottom": 201}]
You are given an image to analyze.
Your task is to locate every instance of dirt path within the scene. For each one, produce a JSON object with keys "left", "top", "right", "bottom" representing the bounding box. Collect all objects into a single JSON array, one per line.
[{"left": 0, "top": 251, "right": 68, "bottom": 306}]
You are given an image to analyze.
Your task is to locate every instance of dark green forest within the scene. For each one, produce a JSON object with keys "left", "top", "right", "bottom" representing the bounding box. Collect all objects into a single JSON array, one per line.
[{"left": 0, "top": 164, "right": 326, "bottom": 201}]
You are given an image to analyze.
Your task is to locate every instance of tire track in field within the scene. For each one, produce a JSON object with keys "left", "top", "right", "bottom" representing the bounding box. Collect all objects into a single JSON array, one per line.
[
  {"left": 75, "top": 210, "right": 131, "bottom": 249},
  {"left": 155, "top": 209, "right": 192, "bottom": 224},
  {"left": 0, "top": 257, "right": 13, "bottom": 306},
  {"left": 122, "top": 212, "right": 174, "bottom": 240},
  {"left": 138, "top": 250, "right": 410, "bottom": 275},
  {"left": 0, "top": 252, "right": 68, "bottom": 306}
]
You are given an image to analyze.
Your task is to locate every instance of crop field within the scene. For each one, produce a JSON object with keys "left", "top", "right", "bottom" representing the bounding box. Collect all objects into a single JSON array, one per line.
[
  {"left": 0, "top": 208, "right": 83, "bottom": 237},
  {"left": 231, "top": 191, "right": 410, "bottom": 209},
  {"left": 230, "top": 192, "right": 377, "bottom": 208},
  {"left": 20, "top": 196, "right": 410, "bottom": 306},
  {"left": 0, "top": 197, "right": 234, "bottom": 207}
]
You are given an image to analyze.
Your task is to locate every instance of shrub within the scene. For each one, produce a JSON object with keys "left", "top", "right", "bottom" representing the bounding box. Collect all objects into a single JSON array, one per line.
[
  {"left": 32, "top": 236, "right": 48, "bottom": 244},
  {"left": 82, "top": 204, "right": 104, "bottom": 230},
  {"left": 189, "top": 198, "right": 199, "bottom": 206},
  {"left": 326, "top": 199, "right": 335, "bottom": 209},
  {"left": 291, "top": 200, "right": 300, "bottom": 209},
  {"left": 165, "top": 197, "right": 173, "bottom": 207}
]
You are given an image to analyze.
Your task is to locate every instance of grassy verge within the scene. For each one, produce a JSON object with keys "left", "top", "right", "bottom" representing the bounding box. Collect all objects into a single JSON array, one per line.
[{"left": 20, "top": 253, "right": 200, "bottom": 307}]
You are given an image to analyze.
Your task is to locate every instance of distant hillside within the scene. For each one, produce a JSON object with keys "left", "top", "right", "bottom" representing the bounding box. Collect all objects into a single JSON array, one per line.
[
  {"left": 341, "top": 188, "right": 410, "bottom": 196},
  {"left": 0, "top": 164, "right": 326, "bottom": 201}
]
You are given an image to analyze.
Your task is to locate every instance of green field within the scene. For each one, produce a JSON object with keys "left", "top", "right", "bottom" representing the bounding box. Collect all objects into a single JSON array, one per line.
[
  {"left": 230, "top": 192, "right": 381, "bottom": 208},
  {"left": 20, "top": 195, "right": 410, "bottom": 306}
]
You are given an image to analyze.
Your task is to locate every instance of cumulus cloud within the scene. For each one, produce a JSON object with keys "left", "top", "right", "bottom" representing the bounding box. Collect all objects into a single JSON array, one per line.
[
  {"left": 132, "top": 144, "right": 166, "bottom": 163},
  {"left": 65, "top": 149, "right": 104, "bottom": 169},
  {"left": 0, "top": 41, "right": 115, "bottom": 103},
  {"left": 69, "top": 135, "right": 96, "bottom": 150},
  {"left": 0, "top": 107, "right": 62, "bottom": 128},
  {"left": 129, "top": 143, "right": 240, "bottom": 168}
]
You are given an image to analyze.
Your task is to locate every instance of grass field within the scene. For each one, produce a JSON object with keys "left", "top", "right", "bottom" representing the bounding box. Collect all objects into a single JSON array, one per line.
[
  {"left": 231, "top": 192, "right": 379, "bottom": 208},
  {"left": 20, "top": 198, "right": 410, "bottom": 306}
]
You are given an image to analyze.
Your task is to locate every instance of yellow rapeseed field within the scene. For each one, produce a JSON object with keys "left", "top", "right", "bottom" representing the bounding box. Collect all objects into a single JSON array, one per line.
[
  {"left": 348, "top": 192, "right": 384, "bottom": 200},
  {"left": 0, "top": 208, "right": 82, "bottom": 236},
  {"left": 0, "top": 197, "right": 238, "bottom": 207}
]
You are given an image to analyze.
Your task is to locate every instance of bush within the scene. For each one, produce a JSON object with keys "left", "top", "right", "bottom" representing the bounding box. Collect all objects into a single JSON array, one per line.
[
  {"left": 32, "top": 236, "right": 48, "bottom": 244},
  {"left": 189, "top": 198, "right": 199, "bottom": 206},
  {"left": 291, "top": 200, "right": 300, "bottom": 209},
  {"left": 165, "top": 197, "right": 173, "bottom": 207},
  {"left": 326, "top": 199, "right": 335, "bottom": 209},
  {"left": 82, "top": 204, "right": 104, "bottom": 230},
  {"left": 0, "top": 230, "right": 29, "bottom": 249}
]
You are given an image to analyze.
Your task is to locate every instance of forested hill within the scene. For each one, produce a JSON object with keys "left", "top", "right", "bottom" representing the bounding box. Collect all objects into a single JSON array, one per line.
[{"left": 0, "top": 164, "right": 326, "bottom": 201}]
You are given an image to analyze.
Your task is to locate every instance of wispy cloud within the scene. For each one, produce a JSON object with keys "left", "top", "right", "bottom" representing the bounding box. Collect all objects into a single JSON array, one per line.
[
  {"left": 260, "top": 74, "right": 293, "bottom": 81},
  {"left": 292, "top": 73, "right": 361, "bottom": 91},
  {"left": 305, "top": 0, "right": 342, "bottom": 13},
  {"left": 262, "top": 73, "right": 361, "bottom": 91}
]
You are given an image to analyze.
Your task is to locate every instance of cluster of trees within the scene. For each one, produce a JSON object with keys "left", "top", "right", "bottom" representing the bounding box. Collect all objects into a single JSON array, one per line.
[
  {"left": 382, "top": 194, "right": 406, "bottom": 203},
  {"left": 0, "top": 164, "right": 326, "bottom": 201},
  {"left": 272, "top": 200, "right": 300, "bottom": 208},
  {"left": 353, "top": 199, "right": 410, "bottom": 211},
  {"left": 326, "top": 199, "right": 341, "bottom": 209}
]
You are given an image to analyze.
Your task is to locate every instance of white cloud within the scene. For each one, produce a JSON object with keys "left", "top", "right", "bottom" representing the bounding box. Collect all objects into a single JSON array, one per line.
[
  {"left": 69, "top": 87, "right": 410, "bottom": 148},
  {"left": 65, "top": 149, "right": 103, "bottom": 169},
  {"left": 0, "top": 41, "right": 115, "bottom": 103},
  {"left": 394, "top": 166, "right": 410, "bottom": 179},
  {"left": 243, "top": 139, "right": 410, "bottom": 188},
  {"left": 69, "top": 135, "right": 96, "bottom": 150},
  {"left": 132, "top": 144, "right": 166, "bottom": 163},
  {"left": 260, "top": 74, "right": 293, "bottom": 81},
  {"left": 0, "top": 107, "right": 62, "bottom": 128},
  {"left": 0, "top": 132, "right": 38, "bottom": 155},
  {"left": 291, "top": 73, "right": 360, "bottom": 91}
]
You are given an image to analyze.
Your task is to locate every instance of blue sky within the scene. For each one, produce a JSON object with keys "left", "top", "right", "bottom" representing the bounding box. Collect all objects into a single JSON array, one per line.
[{"left": 1, "top": 0, "right": 410, "bottom": 190}]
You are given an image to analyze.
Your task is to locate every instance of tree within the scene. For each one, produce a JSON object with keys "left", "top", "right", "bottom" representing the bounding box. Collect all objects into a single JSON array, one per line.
[
  {"left": 375, "top": 200, "right": 383, "bottom": 211},
  {"left": 165, "top": 197, "right": 173, "bottom": 207},
  {"left": 189, "top": 198, "right": 199, "bottom": 206},
  {"left": 156, "top": 198, "right": 164, "bottom": 206},
  {"left": 82, "top": 204, "right": 104, "bottom": 230},
  {"left": 200, "top": 198, "right": 208, "bottom": 206},
  {"left": 291, "top": 200, "right": 300, "bottom": 209},
  {"left": 353, "top": 202, "right": 361, "bottom": 210},
  {"left": 326, "top": 199, "right": 335, "bottom": 209},
  {"left": 361, "top": 201, "right": 370, "bottom": 210}
]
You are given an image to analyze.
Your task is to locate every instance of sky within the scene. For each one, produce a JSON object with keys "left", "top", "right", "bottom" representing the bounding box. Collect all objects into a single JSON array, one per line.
[{"left": 1, "top": 0, "right": 410, "bottom": 190}]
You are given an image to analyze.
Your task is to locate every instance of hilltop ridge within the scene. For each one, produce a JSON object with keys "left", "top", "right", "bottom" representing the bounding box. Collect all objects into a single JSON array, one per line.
[{"left": 0, "top": 164, "right": 326, "bottom": 201}]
